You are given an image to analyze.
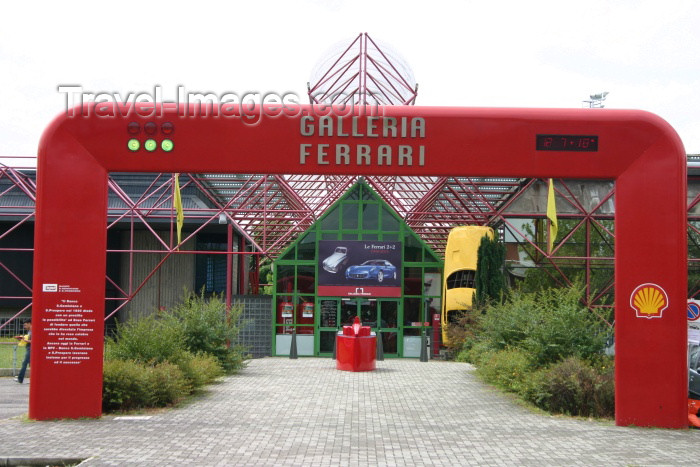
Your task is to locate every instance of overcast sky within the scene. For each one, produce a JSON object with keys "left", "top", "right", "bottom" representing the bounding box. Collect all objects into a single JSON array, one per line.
[{"left": 1, "top": 0, "right": 699, "bottom": 165}]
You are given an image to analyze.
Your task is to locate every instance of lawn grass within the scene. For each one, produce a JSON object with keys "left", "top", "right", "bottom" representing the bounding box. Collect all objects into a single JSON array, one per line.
[{"left": 0, "top": 337, "right": 25, "bottom": 369}]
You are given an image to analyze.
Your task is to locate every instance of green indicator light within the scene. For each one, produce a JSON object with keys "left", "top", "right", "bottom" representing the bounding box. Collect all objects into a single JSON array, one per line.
[
  {"left": 127, "top": 139, "right": 140, "bottom": 151},
  {"left": 161, "top": 139, "right": 174, "bottom": 152},
  {"left": 144, "top": 139, "right": 157, "bottom": 152}
]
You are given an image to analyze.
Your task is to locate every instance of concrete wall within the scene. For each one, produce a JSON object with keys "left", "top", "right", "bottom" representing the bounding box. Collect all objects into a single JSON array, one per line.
[
  {"left": 118, "top": 230, "right": 196, "bottom": 320},
  {"left": 116, "top": 230, "right": 251, "bottom": 321}
]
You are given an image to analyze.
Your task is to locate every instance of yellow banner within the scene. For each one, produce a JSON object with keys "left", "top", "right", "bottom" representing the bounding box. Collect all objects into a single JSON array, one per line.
[
  {"left": 547, "top": 178, "right": 558, "bottom": 254},
  {"left": 174, "top": 174, "right": 184, "bottom": 248}
]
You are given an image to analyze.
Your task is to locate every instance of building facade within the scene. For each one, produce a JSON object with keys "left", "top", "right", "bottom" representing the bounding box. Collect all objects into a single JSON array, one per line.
[{"left": 273, "top": 180, "right": 442, "bottom": 357}]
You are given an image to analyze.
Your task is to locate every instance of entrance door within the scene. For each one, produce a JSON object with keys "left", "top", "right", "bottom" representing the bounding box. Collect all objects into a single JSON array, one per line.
[
  {"left": 377, "top": 300, "right": 399, "bottom": 356},
  {"left": 346, "top": 298, "right": 400, "bottom": 357},
  {"left": 317, "top": 298, "right": 401, "bottom": 357},
  {"left": 317, "top": 298, "right": 340, "bottom": 355},
  {"left": 340, "top": 298, "right": 375, "bottom": 327},
  {"left": 317, "top": 298, "right": 377, "bottom": 356}
]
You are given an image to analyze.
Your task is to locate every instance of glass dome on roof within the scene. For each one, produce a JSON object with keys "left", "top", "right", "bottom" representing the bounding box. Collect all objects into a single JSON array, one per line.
[{"left": 308, "top": 33, "right": 417, "bottom": 106}]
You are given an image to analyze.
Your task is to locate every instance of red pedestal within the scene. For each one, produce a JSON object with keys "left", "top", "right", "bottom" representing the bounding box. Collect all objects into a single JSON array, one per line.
[{"left": 336, "top": 317, "right": 376, "bottom": 372}]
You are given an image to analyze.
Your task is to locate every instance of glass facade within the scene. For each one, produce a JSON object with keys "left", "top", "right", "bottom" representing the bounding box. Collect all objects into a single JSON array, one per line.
[
  {"left": 272, "top": 180, "right": 442, "bottom": 357},
  {"left": 195, "top": 233, "right": 228, "bottom": 294}
]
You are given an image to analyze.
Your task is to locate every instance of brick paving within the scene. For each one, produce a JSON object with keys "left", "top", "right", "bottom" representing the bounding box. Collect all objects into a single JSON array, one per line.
[
  {"left": 1, "top": 358, "right": 699, "bottom": 465},
  {"left": 0, "top": 375, "right": 28, "bottom": 421}
]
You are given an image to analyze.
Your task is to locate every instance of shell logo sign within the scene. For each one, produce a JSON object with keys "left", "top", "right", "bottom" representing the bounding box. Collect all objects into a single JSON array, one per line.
[{"left": 630, "top": 283, "right": 669, "bottom": 319}]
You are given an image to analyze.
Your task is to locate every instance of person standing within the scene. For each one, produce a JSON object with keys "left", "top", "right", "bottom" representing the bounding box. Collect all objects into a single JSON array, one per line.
[{"left": 13, "top": 320, "right": 31, "bottom": 384}]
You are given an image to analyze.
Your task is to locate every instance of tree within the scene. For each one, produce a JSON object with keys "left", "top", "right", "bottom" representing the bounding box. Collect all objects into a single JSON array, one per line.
[{"left": 475, "top": 234, "right": 506, "bottom": 306}]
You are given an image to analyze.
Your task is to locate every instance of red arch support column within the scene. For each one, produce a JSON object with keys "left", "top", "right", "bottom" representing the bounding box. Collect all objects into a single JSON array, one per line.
[
  {"left": 31, "top": 128, "right": 108, "bottom": 418},
  {"left": 615, "top": 140, "right": 687, "bottom": 425},
  {"left": 32, "top": 104, "right": 687, "bottom": 427}
]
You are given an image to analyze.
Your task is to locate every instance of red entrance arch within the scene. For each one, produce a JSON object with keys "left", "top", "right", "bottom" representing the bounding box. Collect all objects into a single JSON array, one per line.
[{"left": 32, "top": 104, "right": 687, "bottom": 427}]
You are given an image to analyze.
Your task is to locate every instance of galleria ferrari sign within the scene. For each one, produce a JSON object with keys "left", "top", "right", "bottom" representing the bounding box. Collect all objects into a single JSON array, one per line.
[{"left": 299, "top": 116, "right": 426, "bottom": 167}]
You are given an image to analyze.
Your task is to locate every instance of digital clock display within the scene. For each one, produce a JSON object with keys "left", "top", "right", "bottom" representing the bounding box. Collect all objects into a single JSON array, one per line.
[{"left": 536, "top": 134, "right": 598, "bottom": 152}]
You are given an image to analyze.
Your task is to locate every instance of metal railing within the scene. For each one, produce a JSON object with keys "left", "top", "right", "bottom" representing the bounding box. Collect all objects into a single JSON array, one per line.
[{"left": 0, "top": 341, "right": 20, "bottom": 376}]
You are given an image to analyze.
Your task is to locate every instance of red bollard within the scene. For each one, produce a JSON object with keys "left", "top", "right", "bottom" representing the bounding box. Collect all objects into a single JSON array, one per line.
[
  {"left": 432, "top": 313, "right": 441, "bottom": 357},
  {"left": 336, "top": 317, "right": 376, "bottom": 372}
]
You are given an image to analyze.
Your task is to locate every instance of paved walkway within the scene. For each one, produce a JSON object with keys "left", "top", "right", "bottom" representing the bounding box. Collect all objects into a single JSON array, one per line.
[
  {"left": 1, "top": 358, "right": 699, "bottom": 465},
  {"left": 0, "top": 375, "right": 28, "bottom": 421}
]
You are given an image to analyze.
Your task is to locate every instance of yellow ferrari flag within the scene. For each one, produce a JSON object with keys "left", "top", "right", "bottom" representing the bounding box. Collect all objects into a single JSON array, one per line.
[
  {"left": 174, "top": 174, "right": 184, "bottom": 248},
  {"left": 547, "top": 178, "right": 558, "bottom": 254}
]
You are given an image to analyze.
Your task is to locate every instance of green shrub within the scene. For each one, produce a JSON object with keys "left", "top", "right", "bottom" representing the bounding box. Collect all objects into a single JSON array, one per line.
[
  {"left": 102, "top": 359, "right": 153, "bottom": 412},
  {"left": 148, "top": 362, "right": 191, "bottom": 407},
  {"left": 105, "top": 313, "right": 185, "bottom": 365},
  {"left": 589, "top": 357, "right": 615, "bottom": 418},
  {"left": 460, "top": 339, "right": 495, "bottom": 366},
  {"left": 455, "top": 347, "right": 471, "bottom": 363},
  {"left": 478, "top": 287, "right": 608, "bottom": 366},
  {"left": 475, "top": 348, "right": 533, "bottom": 394},
  {"left": 521, "top": 288, "right": 607, "bottom": 366},
  {"left": 103, "top": 291, "right": 251, "bottom": 413},
  {"left": 519, "top": 366, "right": 551, "bottom": 408},
  {"left": 478, "top": 290, "right": 536, "bottom": 350},
  {"left": 103, "top": 359, "right": 194, "bottom": 412},
  {"left": 444, "top": 308, "right": 482, "bottom": 353},
  {"left": 524, "top": 356, "right": 614, "bottom": 418},
  {"left": 174, "top": 352, "right": 224, "bottom": 389},
  {"left": 169, "top": 290, "right": 248, "bottom": 374},
  {"left": 458, "top": 284, "right": 614, "bottom": 419}
]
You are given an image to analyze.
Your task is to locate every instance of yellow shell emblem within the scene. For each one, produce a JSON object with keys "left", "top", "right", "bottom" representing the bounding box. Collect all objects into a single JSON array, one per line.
[{"left": 630, "top": 283, "right": 668, "bottom": 319}]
